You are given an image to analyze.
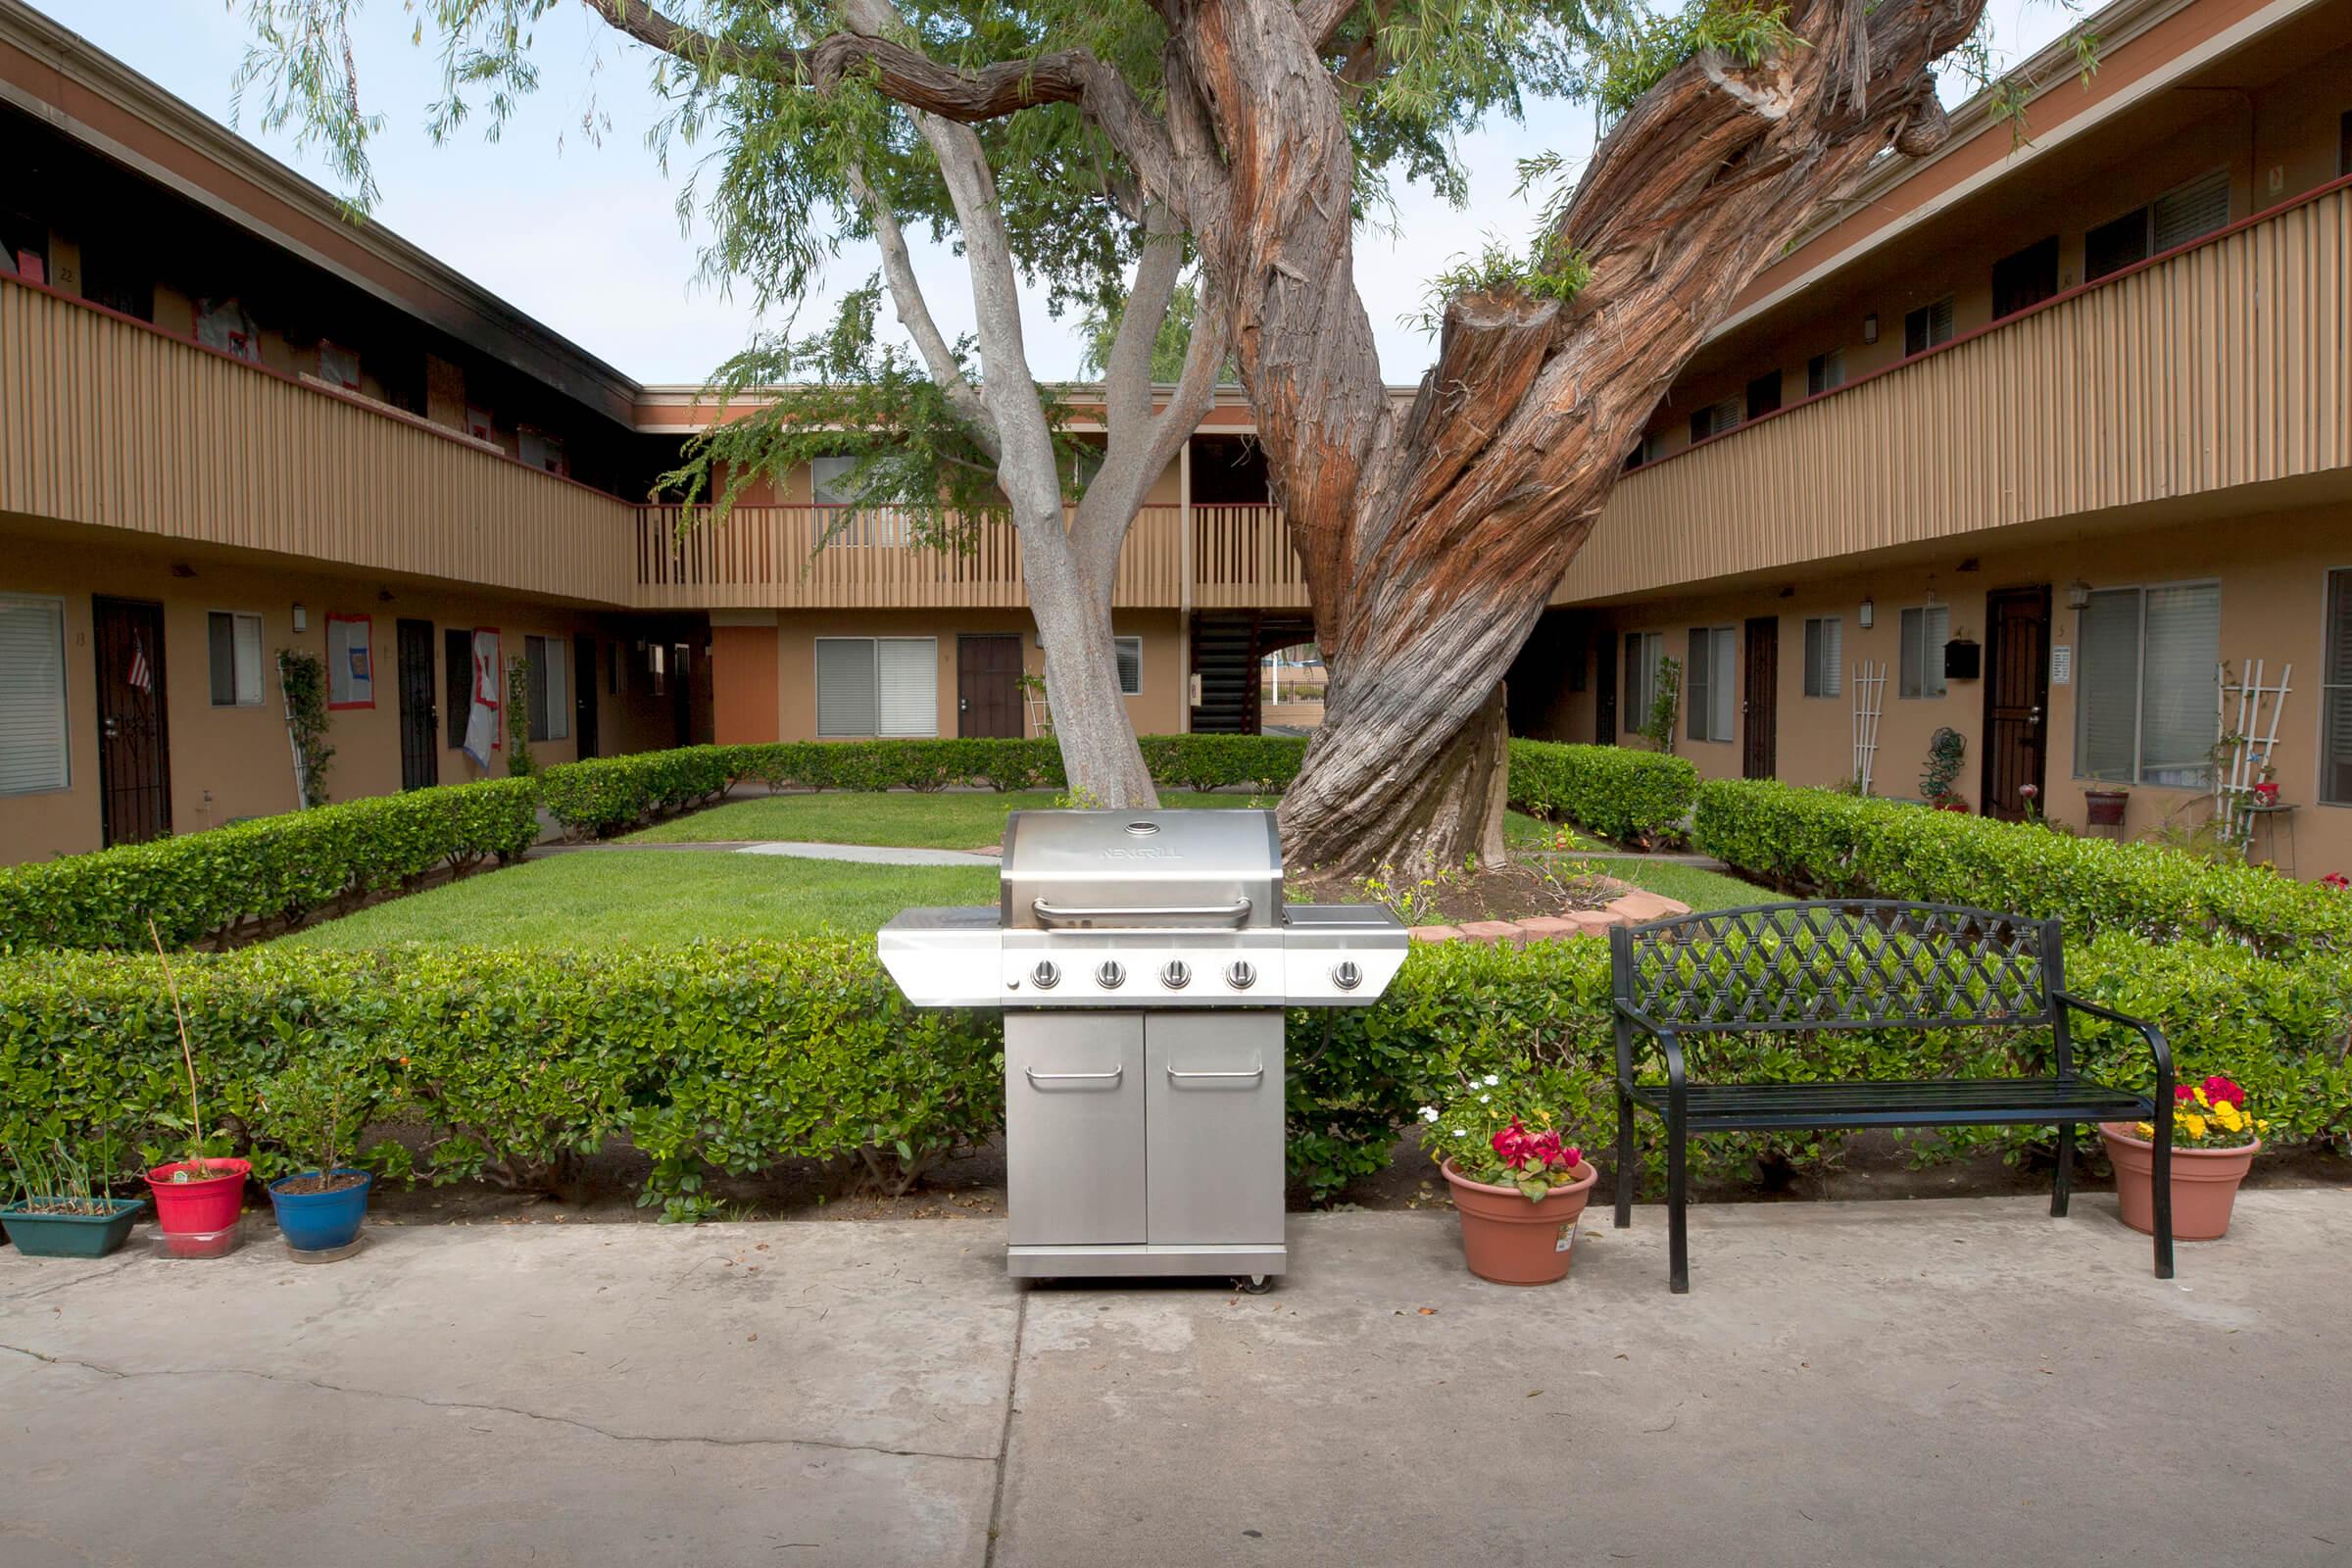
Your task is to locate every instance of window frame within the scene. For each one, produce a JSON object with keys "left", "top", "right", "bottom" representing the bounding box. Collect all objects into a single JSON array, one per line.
[
  {"left": 1802, "top": 615, "right": 1843, "bottom": 699},
  {"left": 1622, "top": 630, "right": 1665, "bottom": 735},
  {"left": 1686, "top": 625, "right": 1738, "bottom": 744},
  {"left": 2071, "top": 577, "right": 2224, "bottom": 788},
  {"left": 523, "top": 633, "right": 571, "bottom": 743},
  {"left": 206, "top": 609, "right": 266, "bottom": 709},
  {"left": 2324, "top": 565, "right": 2352, "bottom": 807},
  {"left": 0, "top": 592, "right": 71, "bottom": 797},
  {"left": 2085, "top": 167, "right": 2231, "bottom": 282},
  {"left": 325, "top": 612, "right": 375, "bottom": 710},
  {"left": 1903, "top": 296, "right": 1956, "bottom": 357},
  {"left": 1805, "top": 349, "right": 1845, "bottom": 397},
  {"left": 813, "top": 635, "right": 941, "bottom": 739},
  {"left": 1114, "top": 635, "right": 1144, "bottom": 697},
  {"left": 1898, "top": 605, "right": 1951, "bottom": 701}
]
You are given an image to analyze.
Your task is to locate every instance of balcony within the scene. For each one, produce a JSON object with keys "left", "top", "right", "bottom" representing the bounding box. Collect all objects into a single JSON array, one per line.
[
  {"left": 1559, "top": 176, "right": 2352, "bottom": 605},
  {"left": 0, "top": 277, "right": 639, "bottom": 605},
  {"left": 632, "top": 500, "right": 1309, "bottom": 612}
]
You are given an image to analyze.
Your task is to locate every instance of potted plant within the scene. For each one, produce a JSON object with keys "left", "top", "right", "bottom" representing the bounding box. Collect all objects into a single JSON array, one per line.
[
  {"left": 1419, "top": 1073, "right": 1600, "bottom": 1285},
  {"left": 2100, "top": 1075, "right": 2266, "bottom": 1242},
  {"left": 2251, "top": 761, "right": 2279, "bottom": 807},
  {"left": 2083, "top": 783, "right": 2130, "bottom": 826},
  {"left": 140, "top": 921, "right": 250, "bottom": 1257},
  {"left": 258, "top": 1050, "right": 374, "bottom": 1260},
  {"left": 2, "top": 1137, "right": 146, "bottom": 1258}
]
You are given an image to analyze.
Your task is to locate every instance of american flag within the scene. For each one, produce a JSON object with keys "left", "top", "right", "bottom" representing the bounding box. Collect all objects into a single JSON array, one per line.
[{"left": 127, "top": 635, "right": 152, "bottom": 694}]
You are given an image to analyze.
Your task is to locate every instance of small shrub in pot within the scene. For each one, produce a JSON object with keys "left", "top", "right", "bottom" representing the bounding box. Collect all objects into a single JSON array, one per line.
[
  {"left": 258, "top": 1046, "right": 375, "bottom": 1258},
  {"left": 1420, "top": 1068, "right": 1600, "bottom": 1286}
]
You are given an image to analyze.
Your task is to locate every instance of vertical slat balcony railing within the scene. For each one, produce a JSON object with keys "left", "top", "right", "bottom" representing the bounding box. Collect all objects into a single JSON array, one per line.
[
  {"left": 0, "top": 276, "right": 640, "bottom": 604},
  {"left": 1561, "top": 176, "right": 2352, "bottom": 605},
  {"left": 633, "top": 503, "right": 1190, "bottom": 610},
  {"left": 1191, "top": 504, "right": 1306, "bottom": 609}
]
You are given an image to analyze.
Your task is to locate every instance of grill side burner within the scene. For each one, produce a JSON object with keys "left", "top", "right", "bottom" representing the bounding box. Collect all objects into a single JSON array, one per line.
[{"left": 878, "top": 808, "right": 1404, "bottom": 1283}]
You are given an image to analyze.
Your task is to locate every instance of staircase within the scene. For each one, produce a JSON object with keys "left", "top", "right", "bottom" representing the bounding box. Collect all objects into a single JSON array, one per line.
[{"left": 1188, "top": 612, "right": 1258, "bottom": 733}]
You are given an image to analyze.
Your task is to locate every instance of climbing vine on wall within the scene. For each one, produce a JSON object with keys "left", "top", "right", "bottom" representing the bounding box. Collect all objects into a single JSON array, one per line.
[
  {"left": 506, "top": 658, "right": 535, "bottom": 777},
  {"left": 275, "top": 649, "right": 334, "bottom": 807}
]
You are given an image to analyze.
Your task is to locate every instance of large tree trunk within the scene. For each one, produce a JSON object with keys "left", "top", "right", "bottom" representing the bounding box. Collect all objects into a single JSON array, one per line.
[
  {"left": 1023, "top": 525, "right": 1157, "bottom": 807},
  {"left": 1164, "top": 0, "right": 1982, "bottom": 880}
]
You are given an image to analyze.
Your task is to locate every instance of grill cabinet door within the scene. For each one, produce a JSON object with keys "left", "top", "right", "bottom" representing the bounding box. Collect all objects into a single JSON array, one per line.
[
  {"left": 1146, "top": 1011, "right": 1285, "bottom": 1246},
  {"left": 1005, "top": 1012, "right": 1147, "bottom": 1246}
]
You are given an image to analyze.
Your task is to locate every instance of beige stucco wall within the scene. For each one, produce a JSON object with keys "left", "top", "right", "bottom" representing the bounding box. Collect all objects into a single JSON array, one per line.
[
  {"left": 760, "top": 608, "right": 1187, "bottom": 743},
  {"left": 0, "top": 521, "right": 682, "bottom": 864},
  {"left": 1533, "top": 501, "right": 2351, "bottom": 878}
]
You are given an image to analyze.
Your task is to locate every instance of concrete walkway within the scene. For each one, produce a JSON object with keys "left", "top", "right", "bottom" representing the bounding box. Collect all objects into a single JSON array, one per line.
[
  {"left": 5, "top": 1192, "right": 2347, "bottom": 1566},
  {"left": 540, "top": 838, "right": 999, "bottom": 865}
]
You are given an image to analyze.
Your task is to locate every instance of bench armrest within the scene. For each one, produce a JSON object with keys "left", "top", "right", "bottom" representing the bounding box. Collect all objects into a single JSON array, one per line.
[
  {"left": 2055, "top": 990, "right": 2175, "bottom": 1102},
  {"left": 1611, "top": 1001, "right": 1686, "bottom": 1098}
]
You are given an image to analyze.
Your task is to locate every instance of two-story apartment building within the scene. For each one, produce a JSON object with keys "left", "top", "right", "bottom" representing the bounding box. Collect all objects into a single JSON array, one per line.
[
  {"left": 0, "top": 0, "right": 1308, "bottom": 865},
  {"left": 1508, "top": 0, "right": 2352, "bottom": 876}
]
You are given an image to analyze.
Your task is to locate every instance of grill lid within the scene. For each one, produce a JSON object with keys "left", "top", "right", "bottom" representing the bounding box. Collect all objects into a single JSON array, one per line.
[{"left": 1001, "top": 809, "right": 1284, "bottom": 930}]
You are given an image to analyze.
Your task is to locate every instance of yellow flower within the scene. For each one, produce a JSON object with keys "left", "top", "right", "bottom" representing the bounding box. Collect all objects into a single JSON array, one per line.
[
  {"left": 2181, "top": 1112, "right": 2208, "bottom": 1141},
  {"left": 2134, "top": 1122, "right": 2155, "bottom": 1140},
  {"left": 2192, "top": 1086, "right": 2211, "bottom": 1108},
  {"left": 2215, "top": 1102, "right": 2243, "bottom": 1132},
  {"left": 2256, "top": 1118, "right": 2271, "bottom": 1132}
]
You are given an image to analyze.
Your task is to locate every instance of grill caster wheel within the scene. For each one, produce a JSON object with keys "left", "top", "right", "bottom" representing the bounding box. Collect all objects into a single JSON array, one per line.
[{"left": 1234, "top": 1274, "right": 1274, "bottom": 1295}]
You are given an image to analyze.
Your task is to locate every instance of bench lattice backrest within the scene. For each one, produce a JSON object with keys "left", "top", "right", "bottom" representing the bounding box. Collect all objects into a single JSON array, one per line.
[{"left": 1610, "top": 901, "right": 2058, "bottom": 1033}]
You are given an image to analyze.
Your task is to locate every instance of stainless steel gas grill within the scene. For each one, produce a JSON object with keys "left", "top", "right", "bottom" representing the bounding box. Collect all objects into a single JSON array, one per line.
[{"left": 878, "top": 808, "right": 1405, "bottom": 1284}]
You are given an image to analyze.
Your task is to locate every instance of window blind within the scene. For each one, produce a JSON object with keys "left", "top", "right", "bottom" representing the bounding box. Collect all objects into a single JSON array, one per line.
[
  {"left": 2138, "top": 583, "right": 2218, "bottom": 785},
  {"left": 875, "top": 638, "right": 938, "bottom": 737},
  {"left": 0, "top": 595, "right": 68, "bottom": 795},
  {"left": 2151, "top": 171, "right": 2229, "bottom": 254},
  {"left": 2326, "top": 570, "right": 2352, "bottom": 806},
  {"left": 1115, "top": 637, "right": 1143, "bottom": 696},
  {"left": 1711, "top": 627, "right": 1737, "bottom": 743},
  {"left": 1804, "top": 617, "right": 1842, "bottom": 698},
  {"left": 1899, "top": 606, "right": 1949, "bottom": 699},
  {"left": 1806, "top": 350, "right": 1844, "bottom": 396},
  {"left": 1904, "top": 297, "right": 1955, "bottom": 355},
  {"left": 545, "top": 636, "right": 568, "bottom": 741},
  {"left": 208, "top": 612, "right": 262, "bottom": 707},
  {"left": 1686, "top": 629, "right": 1710, "bottom": 743},
  {"left": 814, "top": 638, "right": 877, "bottom": 737},
  {"left": 2075, "top": 589, "right": 2141, "bottom": 781}
]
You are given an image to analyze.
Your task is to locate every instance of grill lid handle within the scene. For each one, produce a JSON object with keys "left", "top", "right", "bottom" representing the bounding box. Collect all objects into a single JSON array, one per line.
[{"left": 1028, "top": 898, "right": 1253, "bottom": 928}]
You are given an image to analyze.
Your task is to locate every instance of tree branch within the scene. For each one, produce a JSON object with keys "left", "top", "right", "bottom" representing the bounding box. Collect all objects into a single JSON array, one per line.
[
  {"left": 844, "top": 163, "right": 999, "bottom": 460},
  {"left": 1102, "top": 212, "right": 1188, "bottom": 439}
]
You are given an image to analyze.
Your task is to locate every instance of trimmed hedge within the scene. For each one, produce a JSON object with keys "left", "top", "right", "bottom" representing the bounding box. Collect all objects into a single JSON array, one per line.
[
  {"left": 1503, "top": 740, "right": 1696, "bottom": 845},
  {"left": 0, "top": 778, "right": 541, "bottom": 955},
  {"left": 7, "top": 932, "right": 2343, "bottom": 1215},
  {"left": 1692, "top": 778, "right": 2351, "bottom": 957}
]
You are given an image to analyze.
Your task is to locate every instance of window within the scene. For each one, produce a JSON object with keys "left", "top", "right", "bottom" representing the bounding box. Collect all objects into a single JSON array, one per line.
[
  {"left": 606, "top": 638, "right": 624, "bottom": 697},
  {"left": 524, "top": 634, "right": 570, "bottom": 742},
  {"left": 815, "top": 636, "right": 938, "bottom": 738},
  {"left": 1803, "top": 616, "right": 1843, "bottom": 698},
  {"left": 326, "top": 613, "right": 374, "bottom": 709},
  {"left": 1991, "top": 235, "right": 2059, "bottom": 318},
  {"left": 1686, "top": 626, "right": 1738, "bottom": 743},
  {"left": 1903, "top": 296, "right": 1956, "bottom": 356},
  {"left": 1744, "top": 370, "right": 1783, "bottom": 421},
  {"left": 810, "top": 455, "right": 906, "bottom": 547},
  {"left": 2075, "top": 582, "right": 2221, "bottom": 787},
  {"left": 2325, "top": 569, "right": 2352, "bottom": 805},
  {"left": 1622, "top": 631, "right": 1665, "bottom": 731},
  {"left": 465, "top": 405, "right": 496, "bottom": 443},
  {"left": 445, "top": 628, "right": 472, "bottom": 748},
  {"left": 317, "top": 341, "right": 362, "bottom": 392},
  {"left": 649, "top": 642, "right": 666, "bottom": 698},
  {"left": 2085, "top": 170, "right": 2230, "bottom": 282},
  {"left": 1806, "top": 350, "right": 1845, "bottom": 396},
  {"left": 81, "top": 247, "right": 154, "bottom": 321},
  {"left": 207, "top": 611, "right": 264, "bottom": 707},
  {"left": 518, "top": 427, "right": 566, "bottom": 477},
  {"left": 1898, "top": 605, "right": 1950, "bottom": 699},
  {"left": 1115, "top": 636, "right": 1143, "bottom": 697},
  {"left": 2341, "top": 110, "right": 2351, "bottom": 177},
  {"left": 0, "top": 594, "right": 69, "bottom": 795},
  {"left": 1688, "top": 397, "right": 1743, "bottom": 444}
]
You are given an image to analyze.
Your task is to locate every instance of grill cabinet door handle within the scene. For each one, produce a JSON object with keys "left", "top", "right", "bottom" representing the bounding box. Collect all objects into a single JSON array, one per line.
[
  {"left": 1022, "top": 1064, "right": 1125, "bottom": 1087},
  {"left": 1029, "top": 898, "right": 1252, "bottom": 927},
  {"left": 1164, "top": 1062, "right": 1265, "bottom": 1084}
]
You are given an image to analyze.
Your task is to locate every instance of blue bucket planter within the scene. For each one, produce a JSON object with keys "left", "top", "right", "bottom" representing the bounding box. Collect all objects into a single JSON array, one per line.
[{"left": 267, "top": 1169, "right": 373, "bottom": 1257}]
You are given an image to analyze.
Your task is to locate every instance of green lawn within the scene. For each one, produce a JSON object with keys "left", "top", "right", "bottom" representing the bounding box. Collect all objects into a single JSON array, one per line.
[
  {"left": 629, "top": 788, "right": 1560, "bottom": 853},
  {"left": 277, "top": 851, "right": 999, "bottom": 949}
]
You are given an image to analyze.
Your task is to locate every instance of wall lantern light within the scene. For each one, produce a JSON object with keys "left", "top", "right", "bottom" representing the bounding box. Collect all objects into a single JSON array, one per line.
[
  {"left": 291, "top": 603, "right": 309, "bottom": 632},
  {"left": 1862, "top": 313, "right": 1880, "bottom": 345},
  {"left": 2065, "top": 580, "right": 2092, "bottom": 612},
  {"left": 1858, "top": 597, "right": 1875, "bottom": 629}
]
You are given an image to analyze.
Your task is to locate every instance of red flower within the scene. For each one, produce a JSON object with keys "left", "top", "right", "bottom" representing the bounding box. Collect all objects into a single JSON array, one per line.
[
  {"left": 2175, "top": 1084, "right": 2196, "bottom": 1102},
  {"left": 2202, "top": 1075, "right": 2245, "bottom": 1107},
  {"left": 2323, "top": 872, "right": 2350, "bottom": 891}
]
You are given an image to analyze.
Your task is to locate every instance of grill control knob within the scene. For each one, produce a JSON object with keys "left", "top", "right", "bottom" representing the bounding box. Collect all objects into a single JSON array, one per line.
[
  {"left": 1031, "top": 959, "right": 1060, "bottom": 990},
  {"left": 1223, "top": 959, "right": 1257, "bottom": 991},
  {"left": 1159, "top": 959, "right": 1192, "bottom": 990},
  {"left": 1095, "top": 959, "right": 1127, "bottom": 990},
  {"left": 1332, "top": 959, "right": 1363, "bottom": 991}
]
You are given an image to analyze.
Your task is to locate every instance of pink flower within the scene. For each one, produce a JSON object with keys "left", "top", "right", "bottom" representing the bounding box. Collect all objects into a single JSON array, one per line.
[
  {"left": 2202, "top": 1075, "right": 2245, "bottom": 1107},
  {"left": 2175, "top": 1085, "right": 2196, "bottom": 1102}
]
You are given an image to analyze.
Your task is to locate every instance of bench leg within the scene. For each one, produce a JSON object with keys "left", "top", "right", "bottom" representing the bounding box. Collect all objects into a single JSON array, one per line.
[
  {"left": 1666, "top": 1111, "right": 1690, "bottom": 1295},
  {"left": 2051, "top": 1122, "right": 2074, "bottom": 1217},
  {"left": 2152, "top": 1117, "right": 2175, "bottom": 1280},
  {"left": 1613, "top": 1088, "right": 1635, "bottom": 1229}
]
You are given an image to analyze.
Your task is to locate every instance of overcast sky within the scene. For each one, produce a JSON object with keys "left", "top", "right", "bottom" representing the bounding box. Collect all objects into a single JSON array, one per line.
[{"left": 26, "top": 0, "right": 2062, "bottom": 387}]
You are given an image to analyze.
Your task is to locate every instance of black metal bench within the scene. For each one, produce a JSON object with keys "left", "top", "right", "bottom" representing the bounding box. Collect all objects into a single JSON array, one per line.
[{"left": 1607, "top": 901, "right": 2174, "bottom": 1294}]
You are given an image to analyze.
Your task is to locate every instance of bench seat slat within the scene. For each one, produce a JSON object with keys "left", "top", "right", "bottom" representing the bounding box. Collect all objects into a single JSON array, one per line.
[{"left": 1628, "top": 1076, "right": 2149, "bottom": 1132}]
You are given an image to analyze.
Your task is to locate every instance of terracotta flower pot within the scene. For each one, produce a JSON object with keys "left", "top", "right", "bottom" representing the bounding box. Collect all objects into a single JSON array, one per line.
[
  {"left": 2083, "top": 790, "right": 2129, "bottom": 826},
  {"left": 2098, "top": 1124, "right": 2258, "bottom": 1241},
  {"left": 1441, "top": 1158, "right": 1600, "bottom": 1286}
]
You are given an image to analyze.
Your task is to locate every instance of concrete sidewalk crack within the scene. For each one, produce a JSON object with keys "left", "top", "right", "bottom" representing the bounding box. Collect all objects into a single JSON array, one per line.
[
  {"left": 981, "top": 1289, "right": 1028, "bottom": 1568},
  {"left": 0, "top": 1342, "right": 995, "bottom": 1463}
]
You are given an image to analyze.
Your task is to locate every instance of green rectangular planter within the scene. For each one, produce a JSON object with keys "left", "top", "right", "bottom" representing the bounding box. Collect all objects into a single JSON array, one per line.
[{"left": 1, "top": 1198, "right": 145, "bottom": 1258}]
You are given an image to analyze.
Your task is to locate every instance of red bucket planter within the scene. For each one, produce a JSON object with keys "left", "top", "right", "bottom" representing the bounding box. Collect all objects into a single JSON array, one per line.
[
  {"left": 1442, "top": 1158, "right": 1600, "bottom": 1285},
  {"left": 2098, "top": 1125, "right": 2258, "bottom": 1241},
  {"left": 145, "top": 1158, "right": 251, "bottom": 1256}
]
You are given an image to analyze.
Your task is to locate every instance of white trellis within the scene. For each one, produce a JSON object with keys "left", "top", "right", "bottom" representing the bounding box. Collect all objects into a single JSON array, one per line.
[
  {"left": 1023, "top": 678, "right": 1054, "bottom": 740},
  {"left": 1851, "top": 661, "right": 1887, "bottom": 795},
  {"left": 2215, "top": 659, "right": 2291, "bottom": 851}
]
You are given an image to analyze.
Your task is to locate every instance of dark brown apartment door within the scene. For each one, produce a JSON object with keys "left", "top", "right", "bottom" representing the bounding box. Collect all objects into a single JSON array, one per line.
[
  {"left": 1593, "top": 634, "right": 1618, "bottom": 745},
  {"left": 957, "top": 634, "right": 1024, "bottom": 738},
  {"left": 92, "top": 595, "right": 172, "bottom": 845},
  {"left": 1742, "top": 616, "right": 1779, "bottom": 779},
  {"left": 396, "top": 618, "right": 439, "bottom": 791},
  {"left": 572, "top": 633, "right": 599, "bottom": 759},
  {"left": 1982, "top": 585, "right": 2052, "bottom": 820}
]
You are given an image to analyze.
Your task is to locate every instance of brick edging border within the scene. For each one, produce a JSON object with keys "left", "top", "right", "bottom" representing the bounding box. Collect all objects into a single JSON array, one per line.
[{"left": 1406, "top": 889, "right": 1691, "bottom": 946}]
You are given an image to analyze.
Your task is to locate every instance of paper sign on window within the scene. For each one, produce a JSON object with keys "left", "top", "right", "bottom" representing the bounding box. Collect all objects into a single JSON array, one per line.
[
  {"left": 195, "top": 296, "right": 264, "bottom": 364},
  {"left": 318, "top": 341, "right": 362, "bottom": 391},
  {"left": 326, "top": 613, "right": 374, "bottom": 709},
  {"left": 2050, "top": 646, "right": 2072, "bottom": 686}
]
